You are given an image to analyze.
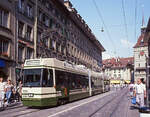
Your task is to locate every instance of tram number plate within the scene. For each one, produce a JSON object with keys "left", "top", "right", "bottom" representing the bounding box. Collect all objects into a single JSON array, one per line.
[{"left": 28, "top": 93, "right": 34, "bottom": 97}]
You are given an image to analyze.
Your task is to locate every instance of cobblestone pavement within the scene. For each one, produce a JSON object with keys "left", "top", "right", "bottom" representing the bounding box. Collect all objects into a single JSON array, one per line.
[{"left": 0, "top": 88, "right": 140, "bottom": 117}]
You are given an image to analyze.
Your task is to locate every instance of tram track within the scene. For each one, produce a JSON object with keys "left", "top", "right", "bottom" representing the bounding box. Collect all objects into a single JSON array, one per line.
[
  {"left": 109, "top": 90, "right": 128, "bottom": 117},
  {"left": 89, "top": 89, "right": 128, "bottom": 117},
  {"left": 0, "top": 89, "right": 127, "bottom": 117},
  {"left": 13, "top": 109, "right": 41, "bottom": 117}
]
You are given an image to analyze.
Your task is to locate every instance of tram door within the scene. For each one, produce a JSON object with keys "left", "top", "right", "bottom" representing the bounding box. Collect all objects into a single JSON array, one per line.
[{"left": 55, "top": 70, "right": 69, "bottom": 97}]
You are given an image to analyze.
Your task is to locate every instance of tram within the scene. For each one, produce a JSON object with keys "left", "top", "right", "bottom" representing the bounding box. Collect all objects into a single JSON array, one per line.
[{"left": 22, "top": 58, "right": 110, "bottom": 107}]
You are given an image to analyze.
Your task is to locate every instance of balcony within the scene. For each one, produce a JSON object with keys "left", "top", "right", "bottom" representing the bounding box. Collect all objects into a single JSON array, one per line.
[{"left": 1, "top": 52, "right": 8, "bottom": 57}]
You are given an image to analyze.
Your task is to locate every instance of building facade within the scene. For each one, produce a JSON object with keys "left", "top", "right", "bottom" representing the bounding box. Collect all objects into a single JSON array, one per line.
[
  {"left": 133, "top": 27, "right": 148, "bottom": 82},
  {"left": 143, "top": 18, "right": 150, "bottom": 107},
  {"left": 0, "top": 0, "right": 16, "bottom": 83},
  {"left": 0, "top": 0, "right": 105, "bottom": 83},
  {"left": 102, "top": 57, "right": 134, "bottom": 84}
]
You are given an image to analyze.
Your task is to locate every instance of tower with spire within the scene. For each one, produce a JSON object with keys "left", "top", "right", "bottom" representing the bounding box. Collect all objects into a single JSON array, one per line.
[{"left": 133, "top": 11, "right": 148, "bottom": 82}]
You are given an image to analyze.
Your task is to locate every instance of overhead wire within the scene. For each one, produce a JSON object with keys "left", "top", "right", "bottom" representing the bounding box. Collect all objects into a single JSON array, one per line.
[
  {"left": 134, "top": 0, "right": 138, "bottom": 41},
  {"left": 121, "top": 0, "right": 130, "bottom": 56},
  {"left": 92, "top": 0, "right": 117, "bottom": 57}
]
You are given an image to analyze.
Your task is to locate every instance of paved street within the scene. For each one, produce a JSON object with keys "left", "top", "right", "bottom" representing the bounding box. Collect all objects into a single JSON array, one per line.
[{"left": 0, "top": 88, "right": 139, "bottom": 117}]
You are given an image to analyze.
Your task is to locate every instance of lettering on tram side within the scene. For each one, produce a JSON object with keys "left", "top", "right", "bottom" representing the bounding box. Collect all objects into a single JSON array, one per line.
[{"left": 22, "top": 90, "right": 28, "bottom": 93}]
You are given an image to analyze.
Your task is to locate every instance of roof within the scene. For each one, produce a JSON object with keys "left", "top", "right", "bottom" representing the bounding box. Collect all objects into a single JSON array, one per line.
[
  {"left": 63, "top": 1, "right": 105, "bottom": 52},
  {"left": 102, "top": 57, "right": 134, "bottom": 69},
  {"left": 144, "top": 18, "right": 150, "bottom": 42},
  {"left": 133, "top": 33, "right": 148, "bottom": 48}
]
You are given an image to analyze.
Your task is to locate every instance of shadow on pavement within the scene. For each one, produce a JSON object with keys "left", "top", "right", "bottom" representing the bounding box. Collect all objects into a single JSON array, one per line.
[{"left": 130, "top": 105, "right": 139, "bottom": 110}]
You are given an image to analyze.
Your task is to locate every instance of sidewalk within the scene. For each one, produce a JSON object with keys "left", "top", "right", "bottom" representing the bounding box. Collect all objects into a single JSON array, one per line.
[
  {"left": 0, "top": 101, "right": 23, "bottom": 111},
  {"left": 126, "top": 97, "right": 140, "bottom": 117}
]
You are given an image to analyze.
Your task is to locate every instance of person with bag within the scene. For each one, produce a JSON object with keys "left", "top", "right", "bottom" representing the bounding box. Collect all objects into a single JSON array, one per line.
[
  {"left": 129, "top": 83, "right": 134, "bottom": 98},
  {"left": 134, "top": 78, "right": 146, "bottom": 108}
]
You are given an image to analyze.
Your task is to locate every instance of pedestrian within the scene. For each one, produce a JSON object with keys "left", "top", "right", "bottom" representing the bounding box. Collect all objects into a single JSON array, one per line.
[
  {"left": 129, "top": 82, "right": 134, "bottom": 98},
  {"left": 140, "top": 78, "right": 146, "bottom": 105},
  {"left": 5, "top": 79, "right": 14, "bottom": 105},
  {"left": 0, "top": 76, "right": 5, "bottom": 108},
  {"left": 134, "top": 78, "right": 146, "bottom": 108},
  {"left": 17, "top": 80, "right": 23, "bottom": 101}
]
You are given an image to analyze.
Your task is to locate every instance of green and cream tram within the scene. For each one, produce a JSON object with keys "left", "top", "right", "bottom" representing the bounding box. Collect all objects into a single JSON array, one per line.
[{"left": 22, "top": 58, "right": 109, "bottom": 107}]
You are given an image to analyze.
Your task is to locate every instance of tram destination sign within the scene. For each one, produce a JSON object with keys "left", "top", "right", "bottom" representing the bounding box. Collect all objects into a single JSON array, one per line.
[{"left": 25, "top": 60, "right": 41, "bottom": 66}]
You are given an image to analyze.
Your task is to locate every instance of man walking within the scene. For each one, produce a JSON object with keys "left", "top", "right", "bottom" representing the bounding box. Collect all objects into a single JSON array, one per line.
[{"left": 134, "top": 78, "right": 146, "bottom": 108}]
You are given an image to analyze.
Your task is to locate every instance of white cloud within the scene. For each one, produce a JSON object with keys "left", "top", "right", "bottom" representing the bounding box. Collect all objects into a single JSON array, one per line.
[
  {"left": 102, "top": 52, "right": 115, "bottom": 59},
  {"left": 120, "top": 39, "right": 134, "bottom": 48}
]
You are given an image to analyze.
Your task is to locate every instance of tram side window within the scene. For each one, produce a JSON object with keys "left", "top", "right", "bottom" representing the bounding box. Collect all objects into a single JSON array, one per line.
[
  {"left": 42, "top": 69, "right": 53, "bottom": 87},
  {"left": 92, "top": 77, "right": 103, "bottom": 89},
  {"left": 69, "top": 74, "right": 88, "bottom": 90},
  {"left": 56, "top": 70, "right": 68, "bottom": 89}
]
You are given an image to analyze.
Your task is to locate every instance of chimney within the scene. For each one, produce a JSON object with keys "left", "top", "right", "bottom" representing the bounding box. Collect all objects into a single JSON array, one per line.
[
  {"left": 141, "top": 26, "right": 146, "bottom": 34},
  {"left": 64, "top": 0, "right": 73, "bottom": 11}
]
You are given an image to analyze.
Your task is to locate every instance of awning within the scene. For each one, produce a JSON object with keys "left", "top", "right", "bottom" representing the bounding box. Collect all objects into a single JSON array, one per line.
[
  {"left": 0, "top": 59, "right": 5, "bottom": 67},
  {"left": 125, "top": 80, "right": 130, "bottom": 84},
  {"left": 110, "top": 80, "right": 120, "bottom": 84}
]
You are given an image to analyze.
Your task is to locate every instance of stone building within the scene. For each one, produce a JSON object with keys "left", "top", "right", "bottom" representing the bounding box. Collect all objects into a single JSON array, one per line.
[
  {"left": 0, "top": 0, "right": 105, "bottom": 83},
  {"left": 102, "top": 57, "right": 134, "bottom": 84},
  {"left": 133, "top": 26, "right": 148, "bottom": 82},
  {"left": 0, "top": 0, "right": 16, "bottom": 83}
]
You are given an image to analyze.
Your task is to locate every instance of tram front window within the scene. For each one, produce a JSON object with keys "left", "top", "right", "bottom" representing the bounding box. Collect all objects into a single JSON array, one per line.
[{"left": 23, "top": 69, "right": 42, "bottom": 87}]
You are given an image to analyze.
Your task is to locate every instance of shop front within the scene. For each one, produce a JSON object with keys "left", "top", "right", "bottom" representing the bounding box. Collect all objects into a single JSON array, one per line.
[{"left": 0, "top": 59, "right": 7, "bottom": 80}]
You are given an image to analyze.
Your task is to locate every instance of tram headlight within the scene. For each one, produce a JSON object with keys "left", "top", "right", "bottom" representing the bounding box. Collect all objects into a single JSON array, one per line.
[{"left": 28, "top": 93, "right": 34, "bottom": 97}]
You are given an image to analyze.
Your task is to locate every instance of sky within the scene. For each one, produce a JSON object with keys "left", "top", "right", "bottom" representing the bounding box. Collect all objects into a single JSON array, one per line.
[{"left": 69, "top": 0, "right": 150, "bottom": 59}]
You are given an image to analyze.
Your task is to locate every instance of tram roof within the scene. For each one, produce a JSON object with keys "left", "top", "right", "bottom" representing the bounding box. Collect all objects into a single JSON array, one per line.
[
  {"left": 24, "top": 58, "right": 89, "bottom": 75},
  {"left": 24, "top": 58, "right": 106, "bottom": 78}
]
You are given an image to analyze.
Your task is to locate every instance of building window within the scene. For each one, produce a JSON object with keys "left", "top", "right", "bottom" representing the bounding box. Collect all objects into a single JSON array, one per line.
[
  {"left": 18, "top": 0, "right": 25, "bottom": 13},
  {"left": 61, "top": 46, "right": 65, "bottom": 54},
  {"left": 49, "top": 19, "right": 53, "bottom": 28},
  {"left": 38, "top": 10, "right": 43, "bottom": 22},
  {"left": 52, "top": 40, "right": 55, "bottom": 49},
  {"left": 45, "top": 16, "right": 49, "bottom": 27},
  {"left": 37, "top": 31, "right": 41, "bottom": 43},
  {"left": 44, "top": 38, "right": 48, "bottom": 47},
  {"left": 58, "top": 44, "right": 61, "bottom": 53},
  {"left": 26, "top": 48, "right": 33, "bottom": 59},
  {"left": 0, "top": 9, "right": 9, "bottom": 28},
  {"left": 18, "top": 46, "right": 24, "bottom": 61},
  {"left": 18, "top": 21, "right": 24, "bottom": 37},
  {"left": 26, "top": 26, "right": 32, "bottom": 41},
  {"left": 56, "top": 43, "right": 60, "bottom": 52},
  {"left": 27, "top": 4, "right": 33, "bottom": 18},
  {"left": 0, "top": 40, "right": 9, "bottom": 57}
]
